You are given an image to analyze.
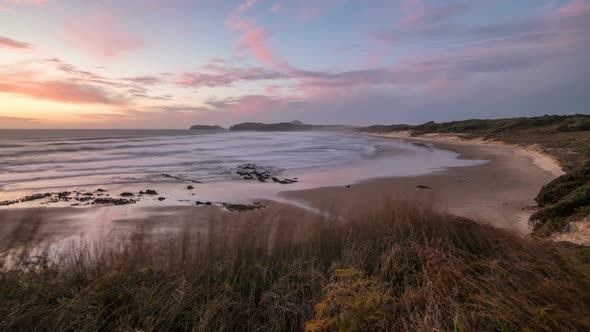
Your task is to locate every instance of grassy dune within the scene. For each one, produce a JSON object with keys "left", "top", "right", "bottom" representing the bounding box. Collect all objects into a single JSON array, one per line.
[{"left": 1, "top": 202, "right": 589, "bottom": 331}]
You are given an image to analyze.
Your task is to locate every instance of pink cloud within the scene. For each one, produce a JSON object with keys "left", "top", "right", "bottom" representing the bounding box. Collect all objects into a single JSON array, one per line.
[
  {"left": 0, "top": 79, "right": 125, "bottom": 105},
  {"left": 0, "top": 35, "right": 32, "bottom": 49},
  {"left": 226, "top": 1, "right": 280, "bottom": 66},
  {"left": 177, "top": 64, "right": 287, "bottom": 88},
  {"left": 235, "top": 20, "right": 277, "bottom": 65},
  {"left": 557, "top": 0, "right": 590, "bottom": 15},
  {"left": 205, "top": 95, "right": 289, "bottom": 114},
  {"left": 0, "top": 67, "right": 127, "bottom": 105},
  {"left": 2, "top": 0, "right": 47, "bottom": 5},
  {"left": 63, "top": 10, "right": 142, "bottom": 58}
]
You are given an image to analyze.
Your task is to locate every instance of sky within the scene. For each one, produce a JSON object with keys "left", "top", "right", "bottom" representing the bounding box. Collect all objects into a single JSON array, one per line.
[{"left": 0, "top": 0, "right": 589, "bottom": 129}]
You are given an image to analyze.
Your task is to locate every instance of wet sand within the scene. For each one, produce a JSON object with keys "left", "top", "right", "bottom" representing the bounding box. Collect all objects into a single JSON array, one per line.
[{"left": 282, "top": 134, "right": 561, "bottom": 234}]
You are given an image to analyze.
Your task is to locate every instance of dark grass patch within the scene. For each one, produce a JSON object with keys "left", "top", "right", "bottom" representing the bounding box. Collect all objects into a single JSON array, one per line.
[{"left": 1, "top": 202, "right": 589, "bottom": 331}]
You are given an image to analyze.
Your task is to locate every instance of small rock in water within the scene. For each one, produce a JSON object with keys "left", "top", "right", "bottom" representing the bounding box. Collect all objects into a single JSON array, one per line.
[
  {"left": 120, "top": 192, "right": 135, "bottom": 197},
  {"left": 187, "top": 185, "right": 194, "bottom": 190},
  {"left": 272, "top": 177, "right": 298, "bottom": 184},
  {"left": 416, "top": 185, "right": 432, "bottom": 189},
  {"left": 158, "top": 197, "right": 166, "bottom": 201}
]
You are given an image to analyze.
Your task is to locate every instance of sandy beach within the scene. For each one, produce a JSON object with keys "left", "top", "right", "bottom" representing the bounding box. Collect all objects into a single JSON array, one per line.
[{"left": 282, "top": 132, "right": 563, "bottom": 234}]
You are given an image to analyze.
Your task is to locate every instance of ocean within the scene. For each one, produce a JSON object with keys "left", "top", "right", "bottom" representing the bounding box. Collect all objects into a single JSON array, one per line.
[{"left": 0, "top": 129, "right": 483, "bottom": 200}]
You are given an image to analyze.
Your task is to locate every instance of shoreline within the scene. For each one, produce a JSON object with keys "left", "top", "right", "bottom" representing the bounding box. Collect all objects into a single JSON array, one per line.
[
  {"left": 282, "top": 131, "right": 562, "bottom": 234},
  {"left": 357, "top": 131, "right": 565, "bottom": 177},
  {"left": 0, "top": 131, "right": 564, "bottom": 251}
]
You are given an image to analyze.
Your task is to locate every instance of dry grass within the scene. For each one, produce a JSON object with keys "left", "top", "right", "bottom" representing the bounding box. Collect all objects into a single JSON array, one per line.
[{"left": 1, "top": 201, "right": 589, "bottom": 331}]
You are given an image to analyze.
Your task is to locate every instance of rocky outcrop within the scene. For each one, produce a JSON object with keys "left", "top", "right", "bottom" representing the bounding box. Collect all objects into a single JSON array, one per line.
[
  {"left": 189, "top": 125, "right": 225, "bottom": 130},
  {"left": 229, "top": 121, "right": 314, "bottom": 131}
]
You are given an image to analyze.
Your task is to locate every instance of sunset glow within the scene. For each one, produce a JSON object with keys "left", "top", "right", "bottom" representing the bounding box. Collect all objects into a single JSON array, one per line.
[{"left": 1, "top": 0, "right": 589, "bottom": 128}]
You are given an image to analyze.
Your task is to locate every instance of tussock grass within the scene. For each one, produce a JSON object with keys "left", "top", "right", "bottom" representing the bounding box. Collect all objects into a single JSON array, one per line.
[{"left": 1, "top": 201, "right": 589, "bottom": 331}]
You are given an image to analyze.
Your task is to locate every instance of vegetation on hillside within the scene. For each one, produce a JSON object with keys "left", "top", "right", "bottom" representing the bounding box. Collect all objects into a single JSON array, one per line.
[
  {"left": 532, "top": 163, "right": 590, "bottom": 235},
  {"left": 361, "top": 114, "right": 590, "bottom": 236},
  {"left": 362, "top": 114, "right": 590, "bottom": 171},
  {"left": 1, "top": 202, "right": 589, "bottom": 331}
]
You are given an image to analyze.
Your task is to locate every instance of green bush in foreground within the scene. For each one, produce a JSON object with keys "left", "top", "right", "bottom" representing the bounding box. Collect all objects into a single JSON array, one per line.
[
  {"left": 1, "top": 202, "right": 589, "bottom": 331},
  {"left": 531, "top": 163, "right": 590, "bottom": 234}
]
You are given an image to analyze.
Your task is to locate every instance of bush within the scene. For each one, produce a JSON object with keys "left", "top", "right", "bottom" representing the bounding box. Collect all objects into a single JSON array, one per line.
[{"left": 1, "top": 202, "right": 589, "bottom": 331}]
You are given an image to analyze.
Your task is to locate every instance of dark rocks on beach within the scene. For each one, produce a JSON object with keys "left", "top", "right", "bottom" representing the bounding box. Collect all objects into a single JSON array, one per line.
[
  {"left": 222, "top": 202, "right": 265, "bottom": 212},
  {"left": 416, "top": 185, "right": 433, "bottom": 189},
  {"left": 235, "top": 163, "right": 297, "bottom": 183},
  {"left": 271, "top": 177, "right": 298, "bottom": 184},
  {"left": 56, "top": 191, "right": 71, "bottom": 199},
  {"left": 187, "top": 185, "right": 194, "bottom": 190},
  {"left": 94, "top": 198, "right": 136, "bottom": 206},
  {"left": 196, "top": 201, "right": 212, "bottom": 206},
  {"left": 120, "top": 192, "right": 135, "bottom": 197},
  {"left": 158, "top": 197, "right": 166, "bottom": 201},
  {"left": 140, "top": 189, "right": 158, "bottom": 195},
  {"left": 236, "top": 163, "right": 272, "bottom": 182},
  {"left": 21, "top": 193, "right": 53, "bottom": 202},
  {"left": 75, "top": 196, "right": 94, "bottom": 203},
  {"left": 96, "top": 188, "right": 107, "bottom": 192}
]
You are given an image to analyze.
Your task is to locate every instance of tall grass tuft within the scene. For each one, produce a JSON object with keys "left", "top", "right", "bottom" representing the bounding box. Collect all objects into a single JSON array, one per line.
[{"left": 1, "top": 200, "right": 589, "bottom": 331}]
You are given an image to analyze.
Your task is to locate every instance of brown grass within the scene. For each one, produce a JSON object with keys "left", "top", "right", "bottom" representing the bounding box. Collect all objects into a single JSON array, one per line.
[{"left": 1, "top": 201, "right": 589, "bottom": 331}]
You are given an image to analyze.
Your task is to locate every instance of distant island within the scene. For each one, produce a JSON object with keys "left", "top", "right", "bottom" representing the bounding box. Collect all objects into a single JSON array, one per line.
[
  {"left": 189, "top": 120, "right": 354, "bottom": 131},
  {"left": 189, "top": 125, "right": 225, "bottom": 130},
  {"left": 229, "top": 120, "right": 313, "bottom": 131}
]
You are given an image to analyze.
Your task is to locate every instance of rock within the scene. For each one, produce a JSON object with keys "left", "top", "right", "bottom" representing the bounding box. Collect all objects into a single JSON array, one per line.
[
  {"left": 235, "top": 163, "right": 279, "bottom": 182},
  {"left": 187, "top": 185, "right": 194, "bottom": 190},
  {"left": 345, "top": 185, "right": 351, "bottom": 188},
  {"left": 205, "top": 202, "right": 212, "bottom": 206},
  {"left": 158, "top": 197, "right": 166, "bottom": 201},
  {"left": 189, "top": 124, "right": 225, "bottom": 130},
  {"left": 144, "top": 189, "right": 158, "bottom": 195},
  {"left": 120, "top": 192, "right": 135, "bottom": 197},
  {"left": 272, "top": 177, "right": 298, "bottom": 184},
  {"left": 21, "top": 193, "right": 52, "bottom": 202},
  {"left": 56, "top": 191, "right": 72, "bottom": 199},
  {"left": 222, "top": 202, "right": 265, "bottom": 212},
  {"left": 96, "top": 188, "right": 107, "bottom": 192},
  {"left": 94, "top": 198, "right": 136, "bottom": 206},
  {"left": 416, "top": 185, "right": 432, "bottom": 189}
]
